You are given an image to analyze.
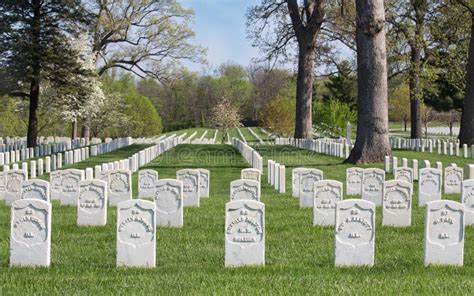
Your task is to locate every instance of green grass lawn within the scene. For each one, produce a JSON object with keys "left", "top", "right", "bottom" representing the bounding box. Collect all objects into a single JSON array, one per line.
[
  {"left": 239, "top": 128, "right": 260, "bottom": 143},
  {"left": 0, "top": 144, "right": 473, "bottom": 294}
]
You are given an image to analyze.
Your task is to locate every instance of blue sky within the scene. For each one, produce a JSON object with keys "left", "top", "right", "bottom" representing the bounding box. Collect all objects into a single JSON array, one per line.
[{"left": 181, "top": 0, "right": 260, "bottom": 72}]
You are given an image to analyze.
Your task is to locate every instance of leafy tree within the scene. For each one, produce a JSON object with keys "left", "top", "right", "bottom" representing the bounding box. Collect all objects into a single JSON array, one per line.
[
  {"left": 90, "top": 0, "right": 204, "bottom": 79},
  {"left": 0, "top": 96, "right": 27, "bottom": 136},
  {"left": 210, "top": 99, "right": 242, "bottom": 143},
  {"left": 313, "top": 100, "right": 356, "bottom": 138},
  {"left": 247, "top": 0, "right": 326, "bottom": 139},
  {"left": 0, "top": 0, "right": 91, "bottom": 147},
  {"left": 260, "top": 96, "right": 295, "bottom": 136},
  {"left": 322, "top": 60, "right": 357, "bottom": 108},
  {"left": 389, "top": 82, "right": 410, "bottom": 131}
]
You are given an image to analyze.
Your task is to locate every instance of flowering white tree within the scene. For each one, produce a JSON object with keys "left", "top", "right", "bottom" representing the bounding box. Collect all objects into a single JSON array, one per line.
[
  {"left": 210, "top": 99, "right": 242, "bottom": 143},
  {"left": 47, "top": 34, "right": 105, "bottom": 138}
]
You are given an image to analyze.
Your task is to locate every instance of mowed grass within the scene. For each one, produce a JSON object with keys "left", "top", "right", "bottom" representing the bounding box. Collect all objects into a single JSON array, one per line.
[{"left": 0, "top": 144, "right": 473, "bottom": 294}]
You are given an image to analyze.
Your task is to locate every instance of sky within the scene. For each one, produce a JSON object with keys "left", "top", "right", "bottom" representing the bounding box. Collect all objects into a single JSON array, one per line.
[{"left": 180, "top": 0, "right": 260, "bottom": 72}]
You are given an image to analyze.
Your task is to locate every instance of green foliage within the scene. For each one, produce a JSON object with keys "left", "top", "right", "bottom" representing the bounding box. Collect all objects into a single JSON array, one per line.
[
  {"left": 99, "top": 74, "right": 162, "bottom": 137},
  {"left": 424, "top": 76, "right": 464, "bottom": 112},
  {"left": 313, "top": 100, "right": 356, "bottom": 137},
  {"left": 322, "top": 61, "right": 357, "bottom": 108},
  {"left": 0, "top": 96, "right": 26, "bottom": 136},
  {"left": 389, "top": 82, "right": 410, "bottom": 129},
  {"left": 260, "top": 96, "right": 295, "bottom": 136}
]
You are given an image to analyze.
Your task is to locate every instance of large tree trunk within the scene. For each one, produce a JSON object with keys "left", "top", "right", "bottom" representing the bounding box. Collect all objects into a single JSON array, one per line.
[
  {"left": 71, "top": 121, "right": 78, "bottom": 139},
  {"left": 345, "top": 0, "right": 392, "bottom": 164},
  {"left": 409, "top": 41, "right": 423, "bottom": 139},
  {"left": 27, "top": 79, "right": 40, "bottom": 148},
  {"left": 459, "top": 14, "right": 474, "bottom": 145},
  {"left": 26, "top": 0, "right": 42, "bottom": 148},
  {"left": 81, "top": 125, "right": 90, "bottom": 139},
  {"left": 294, "top": 45, "right": 315, "bottom": 139}
]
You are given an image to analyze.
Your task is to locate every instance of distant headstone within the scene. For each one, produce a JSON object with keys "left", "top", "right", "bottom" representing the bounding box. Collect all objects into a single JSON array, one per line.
[
  {"left": 299, "top": 169, "right": 324, "bottom": 208},
  {"left": 241, "top": 168, "right": 261, "bottom": 183},
  {"left": 176, "top": 169, "right": 200, "bottom": 207},
  {"left": 60, "top": 169, "right": 84, "bottom": 206},
  {"left": 346, "top": 168, "right": 363, "bottom": 196},
  {"left": 424, "top": 200, "right": 464, "bottom": 266},
  {"left": 461, "top": 179, "right": 474, "bottom": 226},
  {"left": 418, "top": 168, "right": 442, "bottom": 206},
  {"left": 313, "top": 180, "right": 342, "bottom": 226},
  {"left": 116, "top": 199, "right": 156, "bottom": 268},
  {"left": 291, "top": 168, "right": 307, "bottom": 198},
  {"left": 49, "top": 171, "right": 61, "bottom": 201},
  {"left": 154, "top": 179, "right": 183, "bottom": 227},
  {"left": 444, "top": 166, "right": 463, "bottom": 194},
  {"left": 230, "top": 179, "right": 260, "bottom": 201},
  {"left": 334, "top": 199, "right": 375, "bottom": 267},
  {"left": 77, "top": 180, "right": 107, "bottom": 226},
  {"left": 382, "top": 180, "right": 412, "bottom": 227},
  {"left": 394, "top": 167, "right": 414, "bottom": 183},
  {"left": 5, "top": 170, "right": 28, "bottom": 205},
  {"left": 138, "top": 169, "right": 158, "bottom": 200},
  {"left": 21, "top": 179, "right": 50, "bottom": 202},
  {"left": 361, "top": 168, "right": 385, "bottom": 206},
  {"left": 198, "top": 169, "right": 210, "bottom": 198},
  {"left": 225, "top": 199, "right": 265, "bottom": 267},
  {"left": 103, "top": 170, "right": 132, "bottom": 206},
  {"left": 10, "top": 199, "right": 51, "bottom": 267}
]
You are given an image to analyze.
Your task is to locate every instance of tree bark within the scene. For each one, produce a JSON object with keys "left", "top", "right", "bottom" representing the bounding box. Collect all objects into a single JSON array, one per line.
[
  {"left": 459, "top": 14, "right": 474, "bottom": 145},
  {"left": 26, "top": 0, "right": 42, "bottom": 148},
  {"left": 294, "top": 44, "right": 316, "bottom": 139},
  {"left": 71, "top": 121, "right": 78, "bottom": 139},
  {"left": 409, "top": 33, "right": 423, "bottom": 139},
  {"left": 345, "top": 0, "right": 392, "bottom": 164},
  {"left": 81, "top": 125, "right": 90, "bottom": 139}
]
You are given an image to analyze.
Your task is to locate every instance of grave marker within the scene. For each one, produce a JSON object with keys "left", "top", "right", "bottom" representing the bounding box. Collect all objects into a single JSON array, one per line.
[
  {"left": 138, "top": 169, "right": 158, "bottom": 199},
  {"left": 225, "top": 199, "right": 265, "bottom": 267},
  {"left": 419, "top": 168, "right": 442, "bottom": 206},
  {"left": 154, "top": 179, "right": 183, "bottom": 227},
  {"left": 21, "top": 179, "right": 50, "bottom": 202},
  {"left": 361, "top": 168, "right": 385, "bottom": 206},
  {"left": 176, "top": 169, "right": 200, "bottom": 207},
  {"left": 313, "top": 180, "right": 342, "bottom": 226},
  {"left": 77, "top": 180, "right": 107, "bottom": 226},
  {"left": 382, "top": 180, "right": 412, "bottom": 227},
  {"left": 335, "top": 199, "right": 375, "bottom": 267},
  {"left": 299, "top": 169, "right": 324, "bottom": 208}
]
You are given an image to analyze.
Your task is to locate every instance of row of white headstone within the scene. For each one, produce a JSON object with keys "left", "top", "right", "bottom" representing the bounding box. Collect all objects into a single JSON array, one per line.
[
  {"left": 232, "top": 138, "right": 263, "bottom": 172},
  {"left": 266, "top": 160, "right": 285, "bottom": 193},
  {"left": 8, "top": 167, "right": 212, "bottom": 267},
  {"left": 247, "top": 128, "right": 265, "bottom": 144},
  {"left": 389, "top": 137, "right": 474, "bottom": 158},
  {"left": 290, "top": 167, "right": 466, "bottom": 266},
  {"left": 274, "top": 137, "right": 349, "bottom": 159}
]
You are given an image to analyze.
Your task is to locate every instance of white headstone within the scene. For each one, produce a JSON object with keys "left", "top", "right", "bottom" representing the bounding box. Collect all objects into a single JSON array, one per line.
[
  {"left": 346, "top": 167, "right": 363, "bottom": 196},
  {"left": 382, "top": 180, "right": 412, "bottom": 227},
  {"left": 10, "top": 199, "right": 51, "bottom": 267},
  {"left": 77, "top": 179, "right": 107, "bottom": 226},
  {"left": 49, "top": 171, "right": 61, "bottom": 201},
  {"left": 361, "top": 168, "right": 385, "bottom": 206},
  {"left": 462, "top": 180, "right": 474, "bottom": 226},
  {"left": 154, "top": 179, "right": 183, "bottom": 227},
  {"left": 21, "top": 179, "right": 50, "bottom": 202},
  {"left": 419, "top": 168, "right": 442, "bottom": 207},
  {"left": 291, "top": 168, "right": 306, "bottom": 198},
  {"left": 198, "top": 169, "right": 210, "bottom": 198},
  {"left": 104, "top": 170, "right": 132, "bottom": 206},
  {"left": 424, "top": 200, "right": 464, "bottom": 266},
  {"left": 444, "top": 166, "right": 463, "bottom": 194},
  {"left": 60, "top": 169, "right": 84, "bottom": 206},
  {"left": 299, "top": 169, "right": 324, "bottom": 208},
  {"left": 138, "top": 169, "right": 158, "bottom": 200},
  {"left": 176, "top": 169, "right": 200, "bottom": 207},
  {"left": 334, "top": 199, "right": 375, "bottom": 267},
  {"left": 230, "top": 179, "right": 260, "bottom": 201},
  {"left": 241, "top": 168, "right": 261, "bottom": 183},
  {"left": 116, "top": 199, "right": 156, "bottom": 267},
  {"left": 5, "top": 170, "right": 28, "bottom": 205},
  {"left": 225, "top": 199, "right": 265, "bottom": 267},
  {"left": 394, "top": 167, "right": 414, "bottom": 183},
  {"left": 313, "top": 180, "right": 342, "bottom": 226}
]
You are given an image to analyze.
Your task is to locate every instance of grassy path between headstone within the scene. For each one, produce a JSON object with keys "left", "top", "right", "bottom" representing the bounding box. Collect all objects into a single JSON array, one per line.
[{"left": 0, "top": 144, "right": 472, "bottom": 294}]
